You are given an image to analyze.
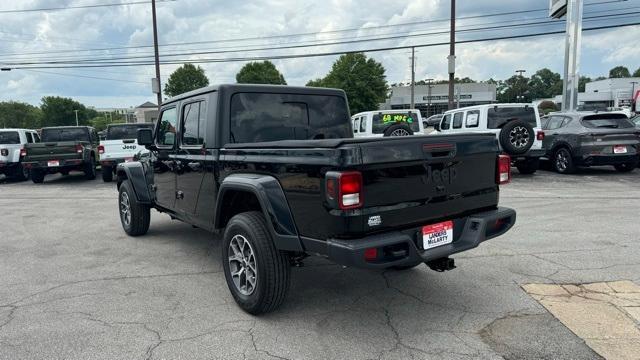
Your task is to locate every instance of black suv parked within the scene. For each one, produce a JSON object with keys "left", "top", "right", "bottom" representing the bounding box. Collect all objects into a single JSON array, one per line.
[{"left": 117, "top": 84, "right": 516, "bottom": 314}]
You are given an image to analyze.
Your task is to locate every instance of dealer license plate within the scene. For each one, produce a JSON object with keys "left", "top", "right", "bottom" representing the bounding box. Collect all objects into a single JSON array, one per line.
[
  {"left": 47, "top": 160, "right": 59, "bottom": 167},
  {"left": 422, "top": 221, "right": 453, "bottom": 250},
  {"left": 613, "top": 145, "right": 627, "bottom": 154}
]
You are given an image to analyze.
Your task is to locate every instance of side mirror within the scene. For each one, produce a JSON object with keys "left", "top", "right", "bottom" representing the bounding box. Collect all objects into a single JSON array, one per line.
[{"left": 137, "top": 128, "right": 154, "bottom": 147}]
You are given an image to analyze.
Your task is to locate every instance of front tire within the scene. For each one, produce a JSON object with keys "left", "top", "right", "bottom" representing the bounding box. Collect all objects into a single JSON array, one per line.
[
  {"left": 84, "top": 156, "right": 96, "bottom": 180},
  {"left": 31, "top": 169, "right": 45, "bottom": 183},
  {"left": 222, "top": 211, "right": 290, "bottom": 315},
  {"left": 118, "top": 180, "right": 150, "bottom": 236},
  {"left": 614, "top": 161, "right": 637, "bottom": 173},
  {"left": 553, "top": 148, "right": 576, "bottom": 174},
  {"left": 102, "top": 165, "right": 113, "bottom": 182}
]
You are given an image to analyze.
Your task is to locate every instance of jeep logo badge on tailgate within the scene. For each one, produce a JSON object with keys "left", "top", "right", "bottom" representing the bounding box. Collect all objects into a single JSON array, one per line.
[{"left": 424, "top": 165, "right": 457, "bottom": 185}]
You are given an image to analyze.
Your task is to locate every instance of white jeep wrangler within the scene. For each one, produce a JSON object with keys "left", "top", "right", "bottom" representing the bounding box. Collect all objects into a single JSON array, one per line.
[
  {"left": 0, "top": 129, "right": 40, "bottom": 181},
  {"left": 351, "top": 109, "right": 426, "bottom": 137},
  {"left": 436, "top": 103, "right": 545, "bottom": 174},
  {"left": 98, "top": 123, "right": 154, "bottom": 182}
]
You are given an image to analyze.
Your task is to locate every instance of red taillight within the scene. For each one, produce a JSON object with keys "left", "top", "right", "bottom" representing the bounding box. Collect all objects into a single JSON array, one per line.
[
  {"left": 338, "top": 171, "right": 362, "bottom": 209},
  {"left": 497, "top": 155, "right": 511, "bottom": 185},
  {"left": 325, "top": 171, "right": 363, "bottom": 209},
  {"left": 98, "top": 145, "right": 105, "bottom": 154},
  {"left": 536, "top": 131, "right": 545, "bottom": 141},
  {"left": 19, "top": 147, "right": 27, "bottom": 157},
  {"left": 364, "top": 247, "right": 378, "bottom": 262},
  {"left": 75, "top": 144, "right": 83, "bottom": 154}
]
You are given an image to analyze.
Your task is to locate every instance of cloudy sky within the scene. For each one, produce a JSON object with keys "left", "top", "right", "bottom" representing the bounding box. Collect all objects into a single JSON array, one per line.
[{"left": 0, "top": 0, "right": 639, "bottom": 108}]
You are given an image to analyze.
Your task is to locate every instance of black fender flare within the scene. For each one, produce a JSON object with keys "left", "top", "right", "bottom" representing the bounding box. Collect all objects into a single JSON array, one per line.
[
  {"left": 116, "top": 162, "right": 152, "bottom": 204},
  {"left": 215, "top": 174, "right": 303, "bottom": 252},
  {"left": 550, "top": 141, "right": 574, "bottom": 156}
]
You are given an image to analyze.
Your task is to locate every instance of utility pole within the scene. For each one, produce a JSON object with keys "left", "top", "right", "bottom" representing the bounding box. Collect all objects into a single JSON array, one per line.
[
  {"left": 410, "top": 47, "right": 415, "bottom": 109},
  {"left": 561, "top": 0, "right": 584, "bottom": 112},
  {"left": 631, "top": 81, "right": 638, "bottom": 110},
  {"left": 515, "top": 69, "right": 526, "bottom": 102},
  {"left": 74, "top": 110, "right": 79, "bottom": 126},
  {"left": 151, "top": 0, "right": 162, "bottom": 109},
  {"left": 425, "top": 78, "right": 434, "bottom": 116},
  {"left": 447, "top": 0, "right": 456, "bottom": 109}
]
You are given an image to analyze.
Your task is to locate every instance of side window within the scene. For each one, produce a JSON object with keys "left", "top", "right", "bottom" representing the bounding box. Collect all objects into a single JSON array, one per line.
[
  {"left": 441, "top": 114, "right": 452, "bottom": 130},
  {"left": 452, "top": 112, "right": 463, "bottom": 129},
  {"left": 465, "top": 110, "right": 480, "bottom": 128},
  {"left": 560, "top": 117, "right": 572, "bottom": 128},
  {"left": 157, "top": 107, "right": 178, "bottom": 146},
  {"left": 359, "top": 116, "right": 366, "bottom": 132},
  {"left": 546, "top": 116, "right": 563, "bottom": 130},
  {"left": 25, "top": 132, "right": 34, "bottom": 143},
  {"left": 181, "top": 102, "right": 204, "bottom": 146},
  {"left": 33, "top": 133, "right": 40, "bottom": 142},
  {"left": 353, "top": 117, "right": 360, "bottom": 133}
]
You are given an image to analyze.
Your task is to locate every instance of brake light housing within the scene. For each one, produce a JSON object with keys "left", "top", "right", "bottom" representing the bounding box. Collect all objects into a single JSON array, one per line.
[
  {"left": 536, "top": 131, "right": 545, "bottom": 141},
  {"left": 325, "top": 171, "right": 363, "bottom": 210},
  {"left": 19, "top": 147, "right": 27, "bottom": 157},
  {"left": 75, "top": 144, "right": 83, "bottom": 154},
  {"left": 497, "top": 155, "right": 511, "bottom": 185},
  {"left": 98, "top": 145, "right": 105, "bottom": 154}
]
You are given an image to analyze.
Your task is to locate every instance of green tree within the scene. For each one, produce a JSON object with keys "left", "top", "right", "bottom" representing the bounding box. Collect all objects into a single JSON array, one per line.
[
  {"left": 595, "top": 76, "right": 607, "bottom": 81},
  {"left": 528, "top": 68, "right": 562, "bottom": 100},
  {"left": 164, "top": 64, "right": 210, "bottom": 97},
  {"left": 609, "top": 66, "right": 630, "bottom": 78},
  {"left": 40, "top": 96, "right": 97, "bottom": 127},
  {"left": 0, "top": 101, "right": 42, "bottom": 129},
  {"left": 236, "top": 61, "right": 287, "bottom": 85},
  {"left": 578, "top": 76, "right": 591, "bottom": 92},
  {"left": 538, "top": 100, "right": 558, "bottom": 115},
  {"left": 306, "top": 53, "right": 388, "bottom": 114},
  {"left": 633, "top": 67, "right": 640, "bottom": 77},
  {"left": 497, "top": 75, "right": 531, "bottom": 103}
]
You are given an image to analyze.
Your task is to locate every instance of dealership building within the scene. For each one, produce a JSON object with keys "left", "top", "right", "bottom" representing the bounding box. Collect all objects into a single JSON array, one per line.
[
  {"left": 379, "top": 83, "right": 497, "bottom": 117},
  {"left": 553, "top": 77, "right": 640, "bottom": 110}
]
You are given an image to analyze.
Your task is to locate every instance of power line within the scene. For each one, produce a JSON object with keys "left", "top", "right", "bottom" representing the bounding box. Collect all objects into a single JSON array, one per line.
[
  {"left": 2, "top": 10, "right": 636, "bottom": 66},
  {"left": 21, "top": 69, "right": 148, "bottom": 84},
  {"left": 0, "top": 0, "right": 622, "bottom": 57},
  {"left": 7, "top": 21, "right": 639, "bottom": 70},
  {"left": 0, "top": 0, "right": 176, "bottom": 14}
]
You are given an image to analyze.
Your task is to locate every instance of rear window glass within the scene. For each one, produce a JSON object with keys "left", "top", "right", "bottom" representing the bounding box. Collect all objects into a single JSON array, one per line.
[
  {"left": 0, "top": 131, "right": 20, "bottom": 144},
  {"left": 581, "top": 116, "right": 634, "bottom": 129},
  {"left": 372, "top": 112, "right": 420, "bottom": 134},
  {"left": 229, "top": 93, "right": 351, "bottom": 143},
  {"left": 41, "top": 128, "right": 90, "bottom": 142},
  {"left": 107, "top": 124, "right": 154, "bottom": 140},
  {"left": 487, "top": 107, "right": 537, "bottom": 129}
]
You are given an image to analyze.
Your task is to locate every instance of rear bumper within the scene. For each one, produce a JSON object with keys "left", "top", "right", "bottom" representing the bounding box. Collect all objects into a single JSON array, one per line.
[
  {"left": 100, "top": 158, "right": 131, "bottom": 168},
  {"left": 0, "top": 162, "right": 19, "bottom": 173},
  {"left": 510, "top": 149, "right": 545, "bottom": 161},
  {"left": 23, "top": 159, "right": 85, "bottom": 171},
  {"left": 323, "top": 207, "right": 516, "bottom": 269},
  {"left": 578, "top": 154, "right": 638, "bottom": 166}
]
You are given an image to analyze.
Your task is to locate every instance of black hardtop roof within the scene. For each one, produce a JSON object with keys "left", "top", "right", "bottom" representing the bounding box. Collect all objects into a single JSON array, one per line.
[
  {"left": 41, "top": 126, "right": 94, "bottom": 130},
  {"left": 549, "top": 111, "right": 629, "bottom": 120},
  {"left": 107, "top": 123, "right": 153, "bottom": 128},
  {"left": 162, "top": 84, "right": 347, "bottom": 106}
]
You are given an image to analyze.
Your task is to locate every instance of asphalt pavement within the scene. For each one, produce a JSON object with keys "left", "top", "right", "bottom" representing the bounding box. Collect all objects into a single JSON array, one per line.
[{"left": 0, "top": 167, "right": 638, "bottom": 360}]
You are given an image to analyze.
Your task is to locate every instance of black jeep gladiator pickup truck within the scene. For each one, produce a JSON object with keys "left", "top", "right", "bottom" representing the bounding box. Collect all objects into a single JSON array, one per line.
[
  {"left": 23, "top": 126, "right": 99, "bottom": 183},
  {"left": 117, "top": 84, "right": 516, "bottom": 314}
]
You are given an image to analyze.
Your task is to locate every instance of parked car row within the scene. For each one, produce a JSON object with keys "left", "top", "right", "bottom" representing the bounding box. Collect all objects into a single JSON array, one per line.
[
  {"left": 0, "top": 123, "right": 154, "bottom": 184},
  {"left": 351, "top": 105, "right": 640, "bottom": 175}
]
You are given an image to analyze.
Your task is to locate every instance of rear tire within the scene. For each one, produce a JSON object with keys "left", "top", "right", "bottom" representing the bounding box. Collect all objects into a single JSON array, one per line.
[
  {"left": 118, "top": 180, "right": 150, "bottom": 236},
  {"left": 516, "top": 158, "right": 539, "bottom": 175},
  {"left": 102, "top": 165, "right": 113, "bottom": 182},
  {"left": 222, "top": 211, "right": 291, "bottom": 314},
  {"left": 614, "top": 161, "right": 637, "bottom": 173},
  {"left": 12, "top": 164, "right": 29, "bottom": 181},
  {"left": 31, "top": 169, "right": 45, "bottom": 184},
  {"left": 553, "top": 148, "right": 576, "bottom": 174},
  {"left": 84, "top": 156, "right": 96, "bottom": 180}
]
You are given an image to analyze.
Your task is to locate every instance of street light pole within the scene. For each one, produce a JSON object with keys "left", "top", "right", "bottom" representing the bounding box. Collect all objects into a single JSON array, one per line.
[
  {"left": 631, "top": 81, "right": 638, "bottom": 110},
  {"left": 74, "top": 110, "right": 79, "bottom": 126},
  {"left": 425, "top": 78, "right": 434, "bottom": 116},
  {"left": 448, "top": 0, "right": 456, "bottom": 110},
  {"left": 515, "top": 69, "right": 526, "bottom": 103},
  {"left": 151, "top": 0, "right": 162, "bottom": 109},
  {"left": 410, "top": 47, "right": 415, "bottom": 109}
]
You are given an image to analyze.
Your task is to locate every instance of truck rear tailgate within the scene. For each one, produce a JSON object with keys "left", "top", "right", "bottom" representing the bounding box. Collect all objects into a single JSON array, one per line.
[
  {"left": 352, "top": 134, "right": 500, "bottom": 235},
  {"left": 25, "top": 142, "right": 82, "bottom": 162}
]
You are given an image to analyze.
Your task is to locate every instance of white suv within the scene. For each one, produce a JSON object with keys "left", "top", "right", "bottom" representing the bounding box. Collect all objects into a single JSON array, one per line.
[
  {"left": 351, "top": 109, "right": 425, "bottom": 137},
  {"left": 98, "top": 123, "right": 154, "bottom": 182},
  {"left": 0, "top": 129, "right": 40, "bottom": 181},
  {"left": 436, "top": 104, "right": 545, "bottom": 174}
]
